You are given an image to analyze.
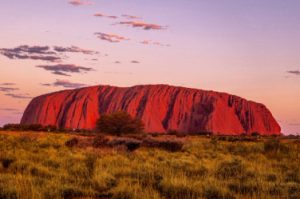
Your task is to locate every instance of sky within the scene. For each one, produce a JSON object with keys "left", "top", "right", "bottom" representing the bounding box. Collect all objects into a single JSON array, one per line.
[{"left": 0, "top": 0, "right": 300, "bottom": 134}]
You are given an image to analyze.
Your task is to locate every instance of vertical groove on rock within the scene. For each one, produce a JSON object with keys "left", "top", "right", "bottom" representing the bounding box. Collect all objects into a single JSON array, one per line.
[
  {"left": 57, "top": 91, "right": 77, "bottom": 128},
  {"left": 162, "top": 89, "right": 181, "bottom": 130}
]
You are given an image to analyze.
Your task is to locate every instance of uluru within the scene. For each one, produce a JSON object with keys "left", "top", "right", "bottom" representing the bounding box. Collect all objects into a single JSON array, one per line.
[{"left": 21, "top": 84, "right": 281, "bottom": 135}]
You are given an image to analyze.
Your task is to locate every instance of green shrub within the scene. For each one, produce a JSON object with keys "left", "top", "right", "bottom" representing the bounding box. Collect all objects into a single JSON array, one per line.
[{"left": 96, "top": 111, "right": 144, "bottom": 136}]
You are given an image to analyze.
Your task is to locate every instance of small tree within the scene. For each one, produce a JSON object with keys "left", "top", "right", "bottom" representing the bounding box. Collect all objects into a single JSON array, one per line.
[{"left": 96, "top": 111, "right": 144, "bottom": 136}]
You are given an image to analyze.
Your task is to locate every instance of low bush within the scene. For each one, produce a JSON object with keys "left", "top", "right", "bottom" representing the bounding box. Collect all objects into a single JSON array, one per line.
[
  {"left": 215, "top": 159, "right": 245, "bottom": 180},
  {"left": 264, "top": 139, "right": 280, "bottom": 153},
  {"left": 0, "top": 157, "right": 15, "bottom": 169},
  {"left": 218, "top": 136, "right": 258, "bottom": 142},
  {"left": 210, "top": 137, "right": 218, "bottom": 146},
  {"left": 185, "top": 165, "right": 208, "bottom": 178},
  {"left": 158, "top": 140, "right": 184, "bottom": 152},
  {"left": 92, "top": 135, "right": 110, "bottom": 148},
  {"left": 264, "top": 139, "right": 291, "bottom": 155},
  {"left": 285, "top": 168, "right": 300, "bottom": 183},
  {"left": 61, "top": 185, "right": 86, "bottom": 199},
  {"left": 287, "top": 184, "right": 300, "bottom": 199},
  {"left": 65, "top": 137, "right": 79, "bottom": 148},
  {"left": 3, "top": 124, "right": 44, "bottom": 131},
  {"left": 228, "top": 182, "right": 259, "bottom": 196},
  {"left": 268, "top": 185, "right": 282, "bottom": 196},
  {"left": 85, "top": 154, "right": 97, "bottom": 177},
  {"left": 265, "top": 173, "right": 277, "bottom": 182},
  {"left": 143, "top": 138, "right": 184, "bottom": 152},
  {"left": 203, "top": 185, "right": 235, "bottom": 199},
  {"left": 227, "top": 143, "right": 248, "bottom": 156},
  {"left": 108, "top": 138, "right": 142, "bottom": 152},
  {"left": 157, "top": 178, "right": 200, "bottom": 199},
  {"left": 125, "top": 140, "right": 141, "bottom": 152}
]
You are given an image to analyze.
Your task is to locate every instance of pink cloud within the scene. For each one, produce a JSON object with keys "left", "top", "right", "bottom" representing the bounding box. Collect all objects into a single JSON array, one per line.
[
  {"left": 94, "top": 32, "right": 129, "bottom": 43},
  {"left": 122, "top": 14, "right": 141, "bottom": 19},
  {"left": 68, "top": 0, "right": 93, "bottom": 6},
  {"left": 42, "top": 79, "right": 87, "bottom": 88},
  {"left": 118, "top": 21, "right": 167, "bottom": 30},
  {"left": 140, "top": 40, "right": 170, "bottom": 47},
  {"left": 94, "top": 13, "right": 118, "bottom": 19}
]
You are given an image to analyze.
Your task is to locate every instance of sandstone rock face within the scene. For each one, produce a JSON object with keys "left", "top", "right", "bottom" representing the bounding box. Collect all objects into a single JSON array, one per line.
[{"left": 21, "top": 85, "right": 281, "bottom": 135}]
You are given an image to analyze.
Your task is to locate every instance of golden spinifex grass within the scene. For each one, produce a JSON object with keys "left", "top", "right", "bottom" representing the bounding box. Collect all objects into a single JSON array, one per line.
[{"left": 0, "top": 131, "right": 299, "bottom": 199}]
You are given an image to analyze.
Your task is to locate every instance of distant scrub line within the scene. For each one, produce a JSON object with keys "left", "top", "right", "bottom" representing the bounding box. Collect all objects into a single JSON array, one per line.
[
  {"left": 0, "top": 123, "right": 90, "bottom": 133},
  {"left": 64, "top": 135, "right": 185, "bottom": 153},
  {"left": 0, "top": 123, "right": 289, "bottom": 137}
]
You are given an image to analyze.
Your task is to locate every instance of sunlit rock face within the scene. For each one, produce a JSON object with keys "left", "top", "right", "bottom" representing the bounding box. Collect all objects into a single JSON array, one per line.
[{"left": 21, "top": 84, "right": 281, "bottom": 135}]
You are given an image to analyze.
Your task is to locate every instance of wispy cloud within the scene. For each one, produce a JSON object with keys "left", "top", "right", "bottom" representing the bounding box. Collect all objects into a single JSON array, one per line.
[
  {"left": 0, "top": 45, "right": 61, "bottom": 62},
  {"left": 0, "top": 108, "right": 23, "bottom": 115},
  {"left": 0, "top": 108, "right": 20, "bottom": 112},
  {"left": 0, "top": 87, "right": 19, "bottom": 92},
  {"left": 289, "top": 123, "right": 300, "bottom": 126},
  {"left": 53, "top": 46, "right": 98, "bottom": 55},
  {"left": 104, "top": 71, "right": 133, "bottom": 75},
  {"left": 94, "top": 32, "right": 129, "bottom": 43},
  {"left": 140, "top": 40, "right": 170, "bottom": 47},
  {"left": 118, "top": 21, "right": 167, "bottom": 30},
  {"left": 42, "top": 79, "right": 87, "bottom": 89},
  {"left": 287, "top": 70, "right": 300, "bottom": 75},
  {"left": 68, "top": 0, "right": 93, "bottom": 6},
  {"left": 94, "top": 13, "right": 141, "bottom": 20},
  {"left": 36, "top": 64, "right": 94, "bottom": 76},
  {"left": 0, "top": 83, "right": 16, "bottom": 86},
  {"left": 5, "top": 93, "right": 32, "bottom": 99},
  {"left": 94, "top": 13, "right": 118, "bottom": 19},
  {"left": 0, "top": 45, "right": 98, "bottom": 62},
  {"left": 122, "top": 14, "right": 141, "bottom": 20}
]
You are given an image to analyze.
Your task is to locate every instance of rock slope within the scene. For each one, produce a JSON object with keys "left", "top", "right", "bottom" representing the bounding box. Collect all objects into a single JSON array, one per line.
[{"left": 21, "top": 85, "right": 281, "bottom": 135}]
